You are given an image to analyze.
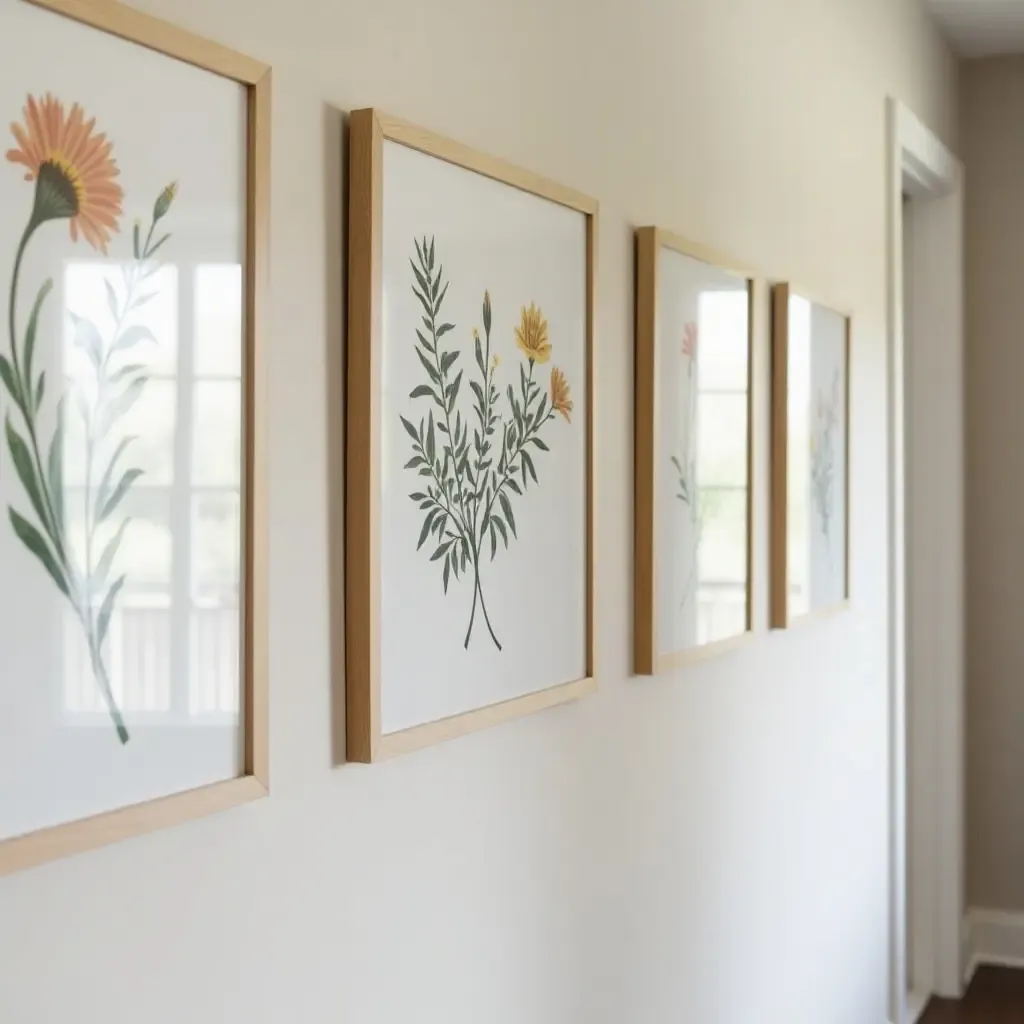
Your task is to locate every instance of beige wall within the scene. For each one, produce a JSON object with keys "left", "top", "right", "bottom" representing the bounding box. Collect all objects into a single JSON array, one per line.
[
  {"left": 0, "top": 0, "right": 956, "bottom": 1021},
  {"left": 962, "top": 57, "right": 1024, "bottom": 912}
]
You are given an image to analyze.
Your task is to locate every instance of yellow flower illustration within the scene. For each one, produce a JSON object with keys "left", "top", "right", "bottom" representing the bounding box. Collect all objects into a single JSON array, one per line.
[
  {"left": 550, "top": 366, "right": 573, "bottom": 423},
  {"left": 514, "top": 303, "right": 551, "bottom": 364},
  {"left": 491, "top": 353, "right": 500, "bottom": 370},
  {"left": 473, "top": 327, "right": 480, "bottom": 342}
]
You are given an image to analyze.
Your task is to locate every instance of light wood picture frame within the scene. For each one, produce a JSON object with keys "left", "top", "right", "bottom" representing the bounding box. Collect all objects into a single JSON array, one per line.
[
  {"left": 770, "top": 282, "right": 851, "bottom": 628},
  {"left": 346, "top": 109, "right": 597, "bottom": 762},
  {"left": 634, "top": 228, "right": 755, "bottom": 674},
  {"left": 0, "top": 0, "right": 270, "bottom": 876}
]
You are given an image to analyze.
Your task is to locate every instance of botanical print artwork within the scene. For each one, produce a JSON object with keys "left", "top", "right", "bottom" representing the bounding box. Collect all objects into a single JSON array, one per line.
[
  {"left": 2, "top": 93, "right": 177, "bottom": 744},
  {"left": 401, "top": 235, "right": 573, "bottom": 651},
  {"left": 670, "top": 320, "right": 700, "bottom": 609},
  {"left": 810, "top": 368, "right": 840, "bottom": 547}
]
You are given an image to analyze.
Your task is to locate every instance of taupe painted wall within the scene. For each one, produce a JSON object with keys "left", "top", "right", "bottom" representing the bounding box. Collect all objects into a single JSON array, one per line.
[
  {"left": 0, "top": 0, "right": 956, "bottom": 1020},
  {"left": 962, "top": 57, "right": 1024, "bottom": 912}
]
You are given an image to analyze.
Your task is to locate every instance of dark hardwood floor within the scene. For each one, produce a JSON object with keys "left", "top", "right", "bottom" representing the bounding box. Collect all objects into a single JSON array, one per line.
[{"left": 921, "top": 967, "right": 1024, "bottom": 1022}]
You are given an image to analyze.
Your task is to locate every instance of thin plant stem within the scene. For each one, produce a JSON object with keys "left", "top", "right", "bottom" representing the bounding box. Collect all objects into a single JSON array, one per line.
[
  {"left": 84, "top": 624, "right": 128, "bottom": 744},
  {"left": 463, "top": 575, "right": 478, "bottom": 649},
  {"left": 484, "top": 362, "right": 551, "bottom": 526},
  {"left": 6, "top": 217, "right": 66, "bottom": 561},
  {"left": 463, "top": 318, "right": 502, "bottom": 649},
  {"left": 474, "top": 573, "right": 501, "bottom": 650}
]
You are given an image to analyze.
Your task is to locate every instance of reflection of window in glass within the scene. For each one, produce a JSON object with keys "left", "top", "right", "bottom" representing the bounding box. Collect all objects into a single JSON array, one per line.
[
  {"left": 62, "top": 261, "right": 243, "bottom": 722},
  {"left": 694, "top": 288, "right": 749, "bottom": 645},
  {"left": 62, "top": 261, "right": 178, "bottom": 716},
  {"left": 188, "top": 264, "right": 242, "bottom": 716},
  {"left": 787, "top": 295, "right": 812, "bottom": 617}
]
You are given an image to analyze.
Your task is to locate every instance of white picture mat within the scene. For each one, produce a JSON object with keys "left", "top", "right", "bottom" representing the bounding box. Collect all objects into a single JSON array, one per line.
[
  {"left": 786, "top": 295, "right": 848, "bottom": 616},
  {"left": 0, "top": 2, "right": 247, "bottom": 841},
  {"left": 655, "top": 246, "right": 749, "bottom": 656},
  {"left": 379, "top": 140, "right": 587, "bottom": 735}
]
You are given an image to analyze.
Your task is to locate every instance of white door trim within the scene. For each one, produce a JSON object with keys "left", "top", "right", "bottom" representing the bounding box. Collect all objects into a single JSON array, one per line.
[{"left": 886, "top": 97, "right": 964, "bottom": 1023}]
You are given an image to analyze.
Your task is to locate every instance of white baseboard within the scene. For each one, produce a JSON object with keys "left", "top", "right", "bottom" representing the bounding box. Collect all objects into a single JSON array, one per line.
[
  {"left": 906, "top": 987, "right": 930, "bottom": 1024},
  {"left": 963, "top": 907, "right": 1024, "bottom": 985}
]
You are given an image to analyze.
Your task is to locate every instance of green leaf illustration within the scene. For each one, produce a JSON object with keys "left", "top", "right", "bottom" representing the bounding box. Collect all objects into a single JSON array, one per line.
[
  {"left": 96, "top": 575, "right": 127, "bottom": 651},
  {"left": 499, "top": 492, "right": 517, "bottom": 537},
  {"left": 409, "top": 384, "right": 435, "bottom": 401},
  {"left": 447, "top": 370, "right": 463, "bottom": 412},
  {"left": 94, "top": 435, "right": 136, "bottom": 519},
  {"left": 93, "top": 518, "right": 131, "bottom": 589},
  {"left": 9, "top": 507, "right": 68, "bottom": 598},
  {"left": 521, "top": 449, "right": 538, "bottom": 485},
  {"left": 22, "top": 279, "right": 53, "bottom": 398},
  {"left": 70, "top": 312, "right": 103, "bottom": 368},
  {"left": 110, "top": 324, "right": 156, "bottom": 355},
  {"left": 417, "top": 510, "right": 437, "bottom": 550},
  {"left": 410, "top": 261, "right": 429, "bottom": 297},
  {"left": 109, "top": 362, "right": 146, "bottom": 384},
  {"left": 493, "top": 516, "right": 509, "bottom": 548},
  {"left": 416, "top": 346, "right": 441, "bottom": 384},
  {"left": 400, "top": 415, "right": 420, "bottom": 443},
  {"left": 97, "top": 376, "right": 147, "bottom": 437},
  {"left": 0, "top": 353, "right": 20, "bottom": 406},
  {"left": 147, "top": 233, "right": 171, "bottom": 260},
  {"left": 98, "top": 468, "right": 144, "bottom": 522},
  {"left": 47, "top": 402, "right": 65, "bottom": 527},
  {"left": 105, "top": 279, "right": 120, "bottom": 321},
  {"left": 5, "top": 417, "right": 49, "bottom": 529}
]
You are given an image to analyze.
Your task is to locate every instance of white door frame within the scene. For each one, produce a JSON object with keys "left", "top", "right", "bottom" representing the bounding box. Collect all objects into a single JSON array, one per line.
[{"left": 886, "top": 97, "right": 964, "bottom": 1024}]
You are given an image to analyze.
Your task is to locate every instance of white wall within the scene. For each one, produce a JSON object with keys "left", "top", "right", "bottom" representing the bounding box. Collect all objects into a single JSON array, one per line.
[{"left": 0, "top": 0, "right": 956, "bottom": 1021}]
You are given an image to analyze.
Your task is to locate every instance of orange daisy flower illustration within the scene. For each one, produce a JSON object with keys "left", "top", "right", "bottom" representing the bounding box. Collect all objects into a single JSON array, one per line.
[{"left": 7, "top": 93, "right": 123, "bottom": 253}]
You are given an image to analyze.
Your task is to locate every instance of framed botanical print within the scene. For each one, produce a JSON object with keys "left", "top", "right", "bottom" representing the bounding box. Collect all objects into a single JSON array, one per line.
[
  {"left": 346, "top": 110, "right": 596, "bottom": 761},
  {"left": 770, "top": 283, "right": 850, "bottom": 627},
  {"left": 0, "top": 0, "right": 269, "bottom": 875},
  {"left": 634, "top": 228, "right": 754, "bottom": 674}
]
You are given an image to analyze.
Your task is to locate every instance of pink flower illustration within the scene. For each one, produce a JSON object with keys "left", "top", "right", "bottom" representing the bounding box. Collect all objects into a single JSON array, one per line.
[{"left": 681, "top": 321, "right": 697, "bottom": 361}]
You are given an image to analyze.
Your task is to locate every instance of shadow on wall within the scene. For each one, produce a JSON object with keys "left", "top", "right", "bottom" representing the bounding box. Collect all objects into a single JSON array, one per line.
[{"left": 324, "top": 102, "right": 348, "bottom": 766}]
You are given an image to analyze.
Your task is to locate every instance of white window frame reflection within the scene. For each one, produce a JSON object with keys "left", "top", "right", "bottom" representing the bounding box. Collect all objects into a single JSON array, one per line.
[
  {"left": 694, "top": 288, "right": 751, "bottom": 646},
  {"left": 60, "top": 260, "right": 243, "bottom": 726}
]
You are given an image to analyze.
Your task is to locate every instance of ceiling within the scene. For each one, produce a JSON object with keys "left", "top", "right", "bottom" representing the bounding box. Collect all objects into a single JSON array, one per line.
[{"left": 928, "top": 0, "right": 1024, "bottom": 57}]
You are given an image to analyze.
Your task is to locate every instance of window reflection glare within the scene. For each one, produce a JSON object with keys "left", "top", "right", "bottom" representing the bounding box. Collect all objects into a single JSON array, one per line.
[
  {"left": 694, "top": 288, "right": 749, "bottom": 645},
  {"left": 61, "top": 261, "right": 243, "bottom": 724}
]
